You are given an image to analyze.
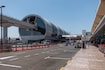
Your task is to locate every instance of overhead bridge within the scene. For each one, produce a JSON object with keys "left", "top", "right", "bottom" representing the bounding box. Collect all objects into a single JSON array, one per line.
[
  {"left": 0, "top": 14, "right": 36, "bottom": 43},
  {"left": 0, "top": 14, "right": 35, "bottom": 29}
]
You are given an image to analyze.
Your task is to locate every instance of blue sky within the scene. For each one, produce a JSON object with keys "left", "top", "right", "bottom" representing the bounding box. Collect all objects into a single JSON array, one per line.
[{"left": 0, "top": 0, "right": 99, "bottom": 38}]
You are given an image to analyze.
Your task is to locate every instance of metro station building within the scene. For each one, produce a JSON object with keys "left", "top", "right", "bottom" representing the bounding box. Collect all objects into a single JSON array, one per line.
[
  {"left": 91, "top": 0, "right": 105, "bottom": 46},
  {"left": 0, "top": 14, "right": 69, "bottom": 44}
]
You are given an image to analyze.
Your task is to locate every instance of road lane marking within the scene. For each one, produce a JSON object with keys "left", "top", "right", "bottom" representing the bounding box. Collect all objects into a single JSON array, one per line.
[
  {"left": 0, "top": 63, "right": 22, "bottom": 68},
  {"left": 34, "top": 53, "right": 39, "bottom": 55},
  {"left": 44, "top": 56, "right": 70, "bottom": 60},
  {"left": 67, "top": 60, "right": 71, "bottom": 64},
  {"left": 64, "top": 50, "right": 67, "bottom": 52},
  {"left": 9, "top": 58, "right": 19, "bottom": 61},
  {"left": 15, "top": 52, "right": 26, "bottom": 55},
  {"left": 0, "top": 56, "right": 15, "bottom": 60},
  {"left": 44, "top": 56, "right": 50, "bottom": 59},
  {"left": 41, "top": 52, "right": 46, "bottom": 54},
  {"left": 60, "top": 67, "right": 64, "bottom": 70},
  {"left": 24, "top": 55, "right": 31, "bottom": 58}
]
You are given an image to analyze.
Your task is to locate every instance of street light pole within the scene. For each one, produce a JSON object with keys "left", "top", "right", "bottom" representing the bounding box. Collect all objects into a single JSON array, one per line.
[{"left": 0, "top": 5, "right": 5, "bottom": 51}]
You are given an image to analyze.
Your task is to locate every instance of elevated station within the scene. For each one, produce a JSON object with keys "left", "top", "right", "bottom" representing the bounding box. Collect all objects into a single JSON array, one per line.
[{"left": 0, "top": 14, "right": 69, "bottom": 44}]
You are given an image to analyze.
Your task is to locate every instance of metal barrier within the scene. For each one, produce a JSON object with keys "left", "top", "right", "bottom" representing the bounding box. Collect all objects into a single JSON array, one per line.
[
  {"left": 0, "top": 43, "right": 59, "bottom": 52},
  {"left": 11, "top": 44, "right": 49, "bottom": 51},
  {"left": 0, "top": 44, "right": 12, "bottom": 52}
]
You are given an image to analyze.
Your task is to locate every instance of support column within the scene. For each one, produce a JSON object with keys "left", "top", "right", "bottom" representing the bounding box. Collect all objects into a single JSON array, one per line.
[{"left": 3, "top": 27, "right": 8, "bottom": 44}]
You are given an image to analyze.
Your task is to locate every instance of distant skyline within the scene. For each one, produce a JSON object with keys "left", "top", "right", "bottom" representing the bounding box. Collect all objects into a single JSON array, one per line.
[{"left": 0, "top": 0, "right": 99, "bottom": 38}]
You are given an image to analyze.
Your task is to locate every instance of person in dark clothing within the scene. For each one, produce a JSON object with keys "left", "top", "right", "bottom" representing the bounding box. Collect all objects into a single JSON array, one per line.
[{"left": 82, "top": 41, "right": 86, "bottom": 49}]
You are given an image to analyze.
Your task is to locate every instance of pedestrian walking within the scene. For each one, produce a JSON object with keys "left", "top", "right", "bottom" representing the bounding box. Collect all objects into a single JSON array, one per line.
[{"left": 82, "top": 41, "right": 86, "bottom": 49}]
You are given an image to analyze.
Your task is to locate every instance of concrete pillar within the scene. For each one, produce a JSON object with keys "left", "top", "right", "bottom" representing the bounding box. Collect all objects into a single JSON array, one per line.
[{"left": 3, "top": 27, "right": 8, "bottom": 43}]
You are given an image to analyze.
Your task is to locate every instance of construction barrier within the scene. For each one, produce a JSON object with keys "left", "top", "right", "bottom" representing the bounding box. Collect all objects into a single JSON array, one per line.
[
  {"left": 0, "top": 44, "right": 12, "bottom": 52},
  {"left": 0, "top": 43, "right": 59, "bottom": 52}
]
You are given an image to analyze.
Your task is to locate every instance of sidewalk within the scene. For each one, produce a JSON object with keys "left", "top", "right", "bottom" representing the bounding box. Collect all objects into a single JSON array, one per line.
[{"left": 64, "top": 45, "right": 105, "bottom": 70}]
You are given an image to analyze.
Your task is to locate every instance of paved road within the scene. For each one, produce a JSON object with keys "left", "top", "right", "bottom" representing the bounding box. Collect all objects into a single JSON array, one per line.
[{"left": 0, "top": 44, "right": 80, "bottom": 70}]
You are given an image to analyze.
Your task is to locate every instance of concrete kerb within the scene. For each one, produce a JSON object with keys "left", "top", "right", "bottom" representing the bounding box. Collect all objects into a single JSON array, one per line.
[{"left": 59, "top": 59, "right": 72, "bottom": 70}]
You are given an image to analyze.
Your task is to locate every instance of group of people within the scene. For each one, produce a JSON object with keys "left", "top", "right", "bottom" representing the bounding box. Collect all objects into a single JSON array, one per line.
[{"left": 65, "top": 40, "right": 91, "bottom": 49}]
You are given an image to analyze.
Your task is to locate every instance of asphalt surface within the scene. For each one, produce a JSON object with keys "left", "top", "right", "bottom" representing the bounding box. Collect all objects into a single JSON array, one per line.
[{"left": 0, "top": 44, "right": 80, "bottom": 70}]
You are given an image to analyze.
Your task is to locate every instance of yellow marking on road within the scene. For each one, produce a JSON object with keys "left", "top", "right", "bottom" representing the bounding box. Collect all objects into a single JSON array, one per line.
[
  {"left": 67, "top": 60, "right": 71, "bottom": 64},
  {"left": 60, "top": 67, "right": 64, "bottom": 70}
]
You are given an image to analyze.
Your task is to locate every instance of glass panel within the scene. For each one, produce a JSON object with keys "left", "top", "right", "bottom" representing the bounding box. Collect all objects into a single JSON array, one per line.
[
  {"left": 52, "top": 24, "right": 57, "bottom": 35},
  {"left": 36, "top": 17, "right": 46, "bottom": 35}
]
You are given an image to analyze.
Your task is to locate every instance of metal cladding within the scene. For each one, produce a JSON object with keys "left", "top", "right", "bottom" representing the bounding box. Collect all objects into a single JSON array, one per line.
[{"left": 19, "top": 14, "right": 69, "bottom": 43}]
